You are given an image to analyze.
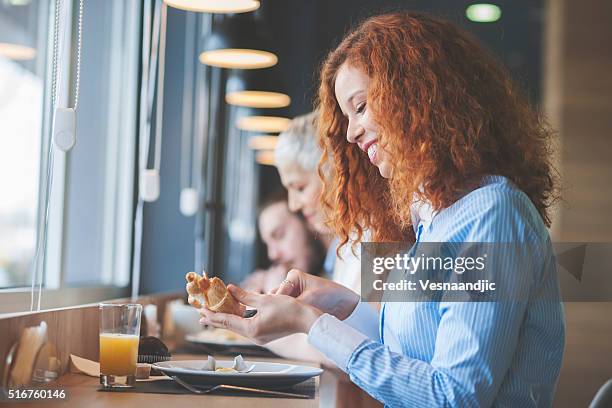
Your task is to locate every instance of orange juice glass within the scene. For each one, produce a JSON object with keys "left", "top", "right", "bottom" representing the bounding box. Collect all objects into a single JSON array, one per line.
[{"left": 99, "top": 303, "right": 142, "bottom": 388}]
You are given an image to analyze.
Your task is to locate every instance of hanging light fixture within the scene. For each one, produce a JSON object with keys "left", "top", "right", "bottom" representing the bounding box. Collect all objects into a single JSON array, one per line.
[
  {"left": 237, "top": 115, "right": 290, "bottom": 133},
  {"left": 0, "top": 14, "right": 36, "bottom": 61},
  {"left": 0, "top": 42, "right": 36, "bottom": 60},
  {"left": 236, "top": 104, "right": 291, "bottom": 133},
  {"left": 255, "top": 150, "right": 275, "bottom": 166},
  {"left": 200, "top": 49, "right": 276, "bottom": 69},
  {"left": 248, "top": 134, "right": 278, "bottom": 150},
  {"left": 465, "top": 4, "right": 502, "bottom": 23},
  {"left": 163, "top": 0, "right": 260, "bottom": 13},
  {"left": 226, "top": 67, "right": 290, "bottom": 108},
  {"left": 200, "top": 13, "right": 277, "bottom": 69},
  {"left": 226, "top": 90, "right": 289, "bottom": 108}
]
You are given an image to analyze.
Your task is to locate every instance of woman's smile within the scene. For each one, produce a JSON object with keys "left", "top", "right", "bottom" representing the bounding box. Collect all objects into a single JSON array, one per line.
[{"left": 363, "top": 140, "right": 379, "bottom": 164}]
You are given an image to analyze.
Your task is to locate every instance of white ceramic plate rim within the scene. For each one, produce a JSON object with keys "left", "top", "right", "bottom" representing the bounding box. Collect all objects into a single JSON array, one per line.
[{"left": 153, "top": 359, "right": 323, "bottom": 377}]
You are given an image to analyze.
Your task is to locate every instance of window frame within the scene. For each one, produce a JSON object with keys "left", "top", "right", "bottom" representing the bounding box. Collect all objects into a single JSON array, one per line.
[{"left": 0, "top": 0, "right": 141, "bottom": 314}]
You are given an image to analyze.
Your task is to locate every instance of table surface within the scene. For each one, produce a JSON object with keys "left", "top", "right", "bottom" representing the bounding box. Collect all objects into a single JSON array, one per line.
[{"left": 13, "top": 353, "right": 320, "bottom": 408}]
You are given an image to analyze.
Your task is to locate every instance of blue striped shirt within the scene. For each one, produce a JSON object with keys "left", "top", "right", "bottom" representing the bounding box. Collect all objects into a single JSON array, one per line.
[{"left": 308, "top": 175, "right": 565, "bottom": 407}]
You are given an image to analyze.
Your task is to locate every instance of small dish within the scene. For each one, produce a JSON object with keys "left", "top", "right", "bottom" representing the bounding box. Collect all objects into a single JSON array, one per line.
[{"left": 153, "top": 359, "right": 323, "bottom": 388}]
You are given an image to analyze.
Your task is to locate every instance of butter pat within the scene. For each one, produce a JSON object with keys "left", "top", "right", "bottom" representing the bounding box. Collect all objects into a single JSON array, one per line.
[{"left": 136, "top": 363, "right": 151, "bottom": 379}]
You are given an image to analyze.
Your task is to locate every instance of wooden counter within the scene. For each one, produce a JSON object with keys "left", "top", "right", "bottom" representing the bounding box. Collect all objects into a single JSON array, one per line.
[
  {"left": 11, "top": 353, "right": 319, "bottom": 408},
  {"left": 0, "top": 295, "right": 380, "bottom": 408}
]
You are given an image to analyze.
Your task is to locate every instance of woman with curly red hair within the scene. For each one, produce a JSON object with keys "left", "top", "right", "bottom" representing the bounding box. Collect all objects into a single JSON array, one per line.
[{"left": 201, "top": 11, "right": 565, "bottom": 407}]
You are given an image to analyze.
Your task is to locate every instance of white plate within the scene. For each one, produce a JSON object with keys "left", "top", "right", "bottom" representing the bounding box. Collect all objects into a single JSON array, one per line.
[{"left": 153, "top": 359, "right": 323, "bottom": 387}]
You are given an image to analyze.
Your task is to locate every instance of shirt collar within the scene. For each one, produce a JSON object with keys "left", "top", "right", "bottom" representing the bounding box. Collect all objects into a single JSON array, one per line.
[
  {"left": 410, "top": 197, "right": 436, "bottom": 233},
  {"left": 409, "top": 175, "right": 504, "bottom": 233}
]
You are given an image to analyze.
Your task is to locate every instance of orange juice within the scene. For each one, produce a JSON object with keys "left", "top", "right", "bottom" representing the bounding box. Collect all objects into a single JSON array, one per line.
[{"left": 99, "top": 333, "right": 139, "bottom": 376}]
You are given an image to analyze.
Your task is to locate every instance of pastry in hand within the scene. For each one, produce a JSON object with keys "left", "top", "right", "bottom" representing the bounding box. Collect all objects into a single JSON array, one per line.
[{"left": 185, "top": 271, "right": 245, "bottom": 316}]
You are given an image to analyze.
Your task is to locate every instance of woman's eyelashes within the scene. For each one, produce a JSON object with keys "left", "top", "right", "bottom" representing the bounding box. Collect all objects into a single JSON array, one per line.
[
  {"left": 272, "top": 227, "right": 285, "bottom": 240},
  {"left": 355, "top": 101, "right": 366, "bottom": 115},
  {"left": 289, "top": 182, "right": 305, "bottom": 193}
]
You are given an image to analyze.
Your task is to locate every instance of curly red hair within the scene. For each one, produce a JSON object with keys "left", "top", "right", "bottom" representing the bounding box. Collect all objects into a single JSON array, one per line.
[{"left": 317, "top": 12, "right": 559, "bottom": 248}]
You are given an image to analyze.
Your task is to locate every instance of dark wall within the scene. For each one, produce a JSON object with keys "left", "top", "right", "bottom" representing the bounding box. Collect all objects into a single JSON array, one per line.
[
  {"left": 140, "top": 8, "right": 195, "bottom": 294},
  {"left": 262, "top": 0, "right": 544, "bottom": 116}
]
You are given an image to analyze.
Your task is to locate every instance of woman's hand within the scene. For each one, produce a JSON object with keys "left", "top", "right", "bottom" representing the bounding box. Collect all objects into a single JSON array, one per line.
[
  {"left": 198, "top": 285, "right": 322, "bottom": 345},
  {"left": 274, "top": 269, "right": 360, "bottom": 321}
]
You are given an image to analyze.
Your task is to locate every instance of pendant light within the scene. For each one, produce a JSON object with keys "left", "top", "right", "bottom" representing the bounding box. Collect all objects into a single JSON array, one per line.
[
  {"left": 247, "top": 134, "right": 278, "bottom": 150},
  {"left": 0, "top": 14, "right": 36, "bottom": 60},
  {"left": 0, "top": 42, "right": 35, "bottom": 60},
  {"left": 163, "top": 0, "right": 259, "bottom": 13},
  {"left": 255, "top": 150, "right": 275, "bottom": 166},
  {"left": 237, "top": 115, "right": 290, "bottom": 133},
  {"left": 466, "top": 4, "right": 502, "bottom": 23},
  {"left": 225, "top": 67, "right": 290, "bottom": 108},
  {"left": 199, "top": 12, "right": 277, "bottom": 69},
  {"left": 235, "top": 105, "right": 291, "bottom": 133}
]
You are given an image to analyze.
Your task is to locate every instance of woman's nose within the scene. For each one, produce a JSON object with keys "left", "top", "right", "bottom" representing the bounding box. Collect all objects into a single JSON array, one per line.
[
  {"left": 287, "top": 192, "right": 301, "bottom": 212},
  {"left": 268, "top": 246, "right": 280, "bottom": 262},
  {"left": 346, "top": 119, "right": 364, "bottom": 144}
]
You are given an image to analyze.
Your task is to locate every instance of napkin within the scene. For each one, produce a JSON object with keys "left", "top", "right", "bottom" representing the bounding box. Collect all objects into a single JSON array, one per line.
[
  {"left": 70, "top": 354, "right": 168, "bottom": 381},
  {"left": 70, "top": 354, "right": 100, "bottom": 377}
]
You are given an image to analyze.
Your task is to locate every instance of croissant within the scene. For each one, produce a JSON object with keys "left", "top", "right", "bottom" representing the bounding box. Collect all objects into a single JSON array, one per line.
[{"left": 185, "top": 271, "right": 245, "bottom": 316}]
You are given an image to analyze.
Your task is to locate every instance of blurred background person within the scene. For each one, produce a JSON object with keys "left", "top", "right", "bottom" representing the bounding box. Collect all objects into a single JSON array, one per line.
[
  {"left": 241, "top": 190, "right": 326, "bottom": 293},
  {"left": 260, "top": 111, "right": 366, "bottom": 364}
]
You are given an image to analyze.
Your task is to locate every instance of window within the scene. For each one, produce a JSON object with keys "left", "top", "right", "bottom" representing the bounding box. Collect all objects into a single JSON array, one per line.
[
  {"left": 58, "top": 0, "right": 140, "bottom": 288},
  {"left": 0, "top": 0, "right": 141, "bottom": 313},
  {"left": 0, "top": 0, "right": 49, "bottom": 289}
]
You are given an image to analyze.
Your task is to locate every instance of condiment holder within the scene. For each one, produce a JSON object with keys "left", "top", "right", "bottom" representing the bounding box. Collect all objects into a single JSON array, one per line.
[{"left": 2, "top": 321, "right": 61, "bottom": 387}]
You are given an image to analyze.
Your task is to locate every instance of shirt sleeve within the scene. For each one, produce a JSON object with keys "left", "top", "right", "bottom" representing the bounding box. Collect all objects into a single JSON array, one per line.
[
  {"left": 307, "top": 301, "right": 380, "bottom": 371},
  {"left": 310, "top": 301, "right": 530, "bottom": 407},
  {"left": 343, "top": 301, "right": 379, "bottom": 340},
  {"left": 307, "top": 313, "right": 369, "bottom": 371}
]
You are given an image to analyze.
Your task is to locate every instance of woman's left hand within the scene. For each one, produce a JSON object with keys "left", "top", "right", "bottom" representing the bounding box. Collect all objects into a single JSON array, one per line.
[{"left": 198, "top": 285, "right": 323, "bottom": 345}]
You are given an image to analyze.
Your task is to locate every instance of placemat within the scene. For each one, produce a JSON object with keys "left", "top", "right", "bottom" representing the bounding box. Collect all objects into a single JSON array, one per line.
[{"left": 98, "top": 378, "right": 315, "bottom": 399}]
